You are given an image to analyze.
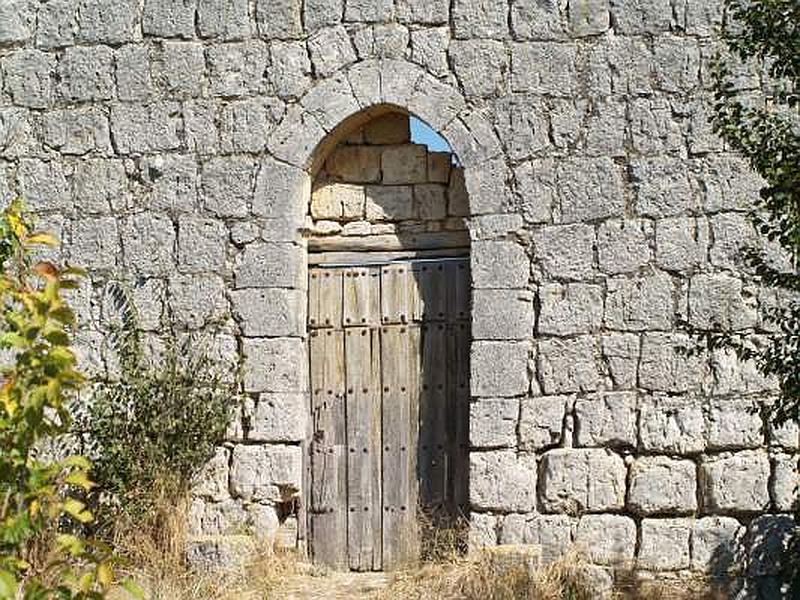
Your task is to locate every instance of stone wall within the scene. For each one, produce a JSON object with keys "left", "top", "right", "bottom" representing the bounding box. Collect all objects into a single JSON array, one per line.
[
  {"left": 0, "top": 0, "right": 796, "bottom": 585},
  {"left": 308, "top": 112, "right": 468, "bottom": 251}
]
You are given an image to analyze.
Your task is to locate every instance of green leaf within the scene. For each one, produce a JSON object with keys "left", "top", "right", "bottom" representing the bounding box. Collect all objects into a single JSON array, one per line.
[
  {"left": 0, "top": 570, "right": 18, "bottom": 600},
  {"left": 120, "top": 580, "right": 145, "bottom": 600}
]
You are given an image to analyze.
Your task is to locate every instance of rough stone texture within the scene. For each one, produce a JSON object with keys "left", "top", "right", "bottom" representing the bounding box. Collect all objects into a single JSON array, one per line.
[
  {"left": 2, "top": 3, "right": 788, "bottom": 573},
  {"left": 638, "top": 519, "right": 692, "bottom": 570},
  {"left": 500, "top": 513, "right": 575, "bottom": 563},
  {"left": 700, "top": 451, "right": 771, "bottom": 513},
  {"left": 470, "top": 398, "right": 518, "bottom": 448},
  {"left": 575, "top": 392, "right": 637, "bottom": 448},
  {"left": 628, "top": 457, "right": 698, "bottom": 515},
  {"left": 470, "top": 450, "right": 537, "bottom": 512},
  {"left": 691, "top": 516, "right": 743, "bottom": 573},
  {"left": 575, "top": 514, "right": 636, "bottom": 565},
  {"left": 539, "top": 449, "right": 626, "bottom": 514}
]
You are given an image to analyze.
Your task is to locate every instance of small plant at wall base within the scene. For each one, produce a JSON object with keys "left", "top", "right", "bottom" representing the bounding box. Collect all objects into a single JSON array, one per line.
[
  {"left": 81, "top": 285, "right": 237, "bottom": 556},
  {"left": 709, "top": 0, "right": 799, "bottom": 595},
  {"left": 0, "top": 200, "right": 132, "bottom": 599}
]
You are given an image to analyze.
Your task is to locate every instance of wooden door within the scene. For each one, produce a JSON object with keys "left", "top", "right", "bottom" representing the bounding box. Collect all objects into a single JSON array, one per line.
[{"left": 307, "top": 257, "right": 470, "bottom": 571}]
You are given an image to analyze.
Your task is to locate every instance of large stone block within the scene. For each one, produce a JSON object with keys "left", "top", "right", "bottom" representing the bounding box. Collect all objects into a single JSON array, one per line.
[
  {"left": 381, "top": 144, "right": 427, "bottom": 185},
  {"left": 121, "top": 212, "right": 176, "bottom": 276},
  {"left": 453, "top": 0, "right": 508, "bottom": 38},
  {"left": 450, "top": 40, "right": 508, "bottom": 98},
  {"left": 471, "top": 341, "right": 530, "bottom": 397},
  {"left": 397, "top": 0, "right": 449, "bottom": 24},
  {"left": 500, "top": 513, "right": 575, "bottom": 563},
  {"left": 242, "top": 338, "right": 307, "bottom": 393},
  {"left": 3, "top": 50, "right": 55, "bottom": 109},
  {"left": 0, "top": 0, "right": 36, "bottom": 44},
  {"left": 638, "top": 519, "right": 692, "bottom": 570},
  {"left": 468, "top": 512, "right": 498, "bottom": 548},
  {"left": 539, "top": 449, "right": 626, "bottom": 513},
  {"left": 519, "top": 396, "right": 567, "bottom": 451},
  {"left": 230, "top": 444, "right": 302, "bottom": 502},
  {"left": 538, "top": 337, "right": 602, "bottom": 394},
  {"left": 700, "top": 451, "right": 770, "bottom": 513},
  {"left": 628, "top": 456, "right": 697, "bottom": 515},
  {"left": 254, "top": 157, "right": 309, "bottom": 220},
  {"left": 575, "top": 392, "right": 637, "bottom": 448},
  {"left": 471, "top": 240, "right": 529, "bottom": 289},
  {"left": 631, "top": 157, "right": 696, "bottom": 218},
  {"left": 639, "top": 332, "right": 707, "bottom": 393},
  {"left": 111, "top": 102, "right": 181, "bottom": 154},
  {"left": 169, "top": 274, "right": 228, "bottom": 330},
  {"left": 638, "top": 395, "right": 705, "bottom": 454},
  {"left": 609, "top": 0, "right": 672, "bottom": 34},
  {"left": 707, "top": 399, "right": 763, "bottom": 451},
  {"left": 364, "top": 185, "right": 414, "bottom": 220},
  {"left": 307, "top": 26, "right": 356, "bottom": 78},
  {"left": 17, "top": 159, "right": 70, "bottom": 212},
  {"left": 270, "top": 41, "right": 313, "bottom": 99},
  {"left": 231, "top": 288, "right": 306, "bottom": 337},
  {"left": 73, "top": 158, "right": 128, "bottom": 215},
  {"left": 691, "top": 516, "right": 743, "bottom": 573},
  {"left": 197, "top": 0, "right": 249, "bottom": 39},
  {"left": 470, "top": 450, "right": 537, "bottom": 511},
  {"left": 42, "top": 107, "right": 112, "bottom": 155},
  {"left": 69, "top": 216, "right": 120, "bottom": 271},
  {"left": 59, "top": 45, "right": 115, "bottom": 102},
  {"left": 771, "top": 454, "right": 798, "bottom": 512},
  {"left": 234, "top": 242, "right": 305, "bottom": 289},
  {"left": 256, "top": 0, "right": 302, "bottom": 38},
  {"left": 568, "top": 0, "right": 610, "bottom": 36},
  {"left": 655, "top": 216, "right": 708, "bottom": 273},
  {"left": 510, "top": 0, "right": 565, "bottom": 40},
  {"left": 325, "top": 145, "right": 381, "bottom": 183},
  {"left": 537, "top": 283, "right": 603, "bottom": 336},
  {"left": 192, "top": 447, "right": 230, "bottom": 502},
  {"left": 201, "top": 156, "right": 256, "bottom": 218},
  {"left": 575, "top": 514, "right": 636, "bottom": 565},
  {"left": 470, "top": 398, "right": 519, "bottom": 448},
  {"left": 604, "top": 273, "right": 674, "bottom": 332},
  {"left": 36, "top": 0, "right": 75, "bottom": 48},
  {"left": 512, "top": 43, "right": 578, "bottom": 96},
  {"left": 688, "top": 273, "right": 758, "bottom": 331},
  {"left": 472, "top": 289, "right": 533, "bottom": 340},
  {"left": 410, "top": 26, "right": 450, "bottom": 77},
  {"left": 558, "top": 158, "right": 624, "bottom": 223},
  {"left": 601, "top": 333, "right": 639, "bottom": 390},
  {"left": 597, "top": 219, "right": 652, "bottom": 275},
  {"left": 532, "top": 224, "right": 594, "bottom": 282},
  {"left": 653, "top": 36, "right": 700, "bottom": 93},
  {"left": 76, "top": 0, "right": 141, "bottom": 44},
  {"left": 155, "top": 42, "right": 206, "bottom": 98},
  {"left": 629, "top": 97, "right": 684, "bottom": 155},
  {"left": 498, "top": 101, "right": 550, "bottom": 163},
  {"left": 207, "top": 41, "right": 269, "bottom": 97},
  {"left": 115, "top": 45, "right": 155, "bottom": 102},
  {"left": 142, "top": 0, "right": 196, "bottom": 38},
  {"left": 140, "top": 155, "right": 198, "bottom": 214},
  {"left": 249, "top": 393, "right": 306, "bottom": 442}
]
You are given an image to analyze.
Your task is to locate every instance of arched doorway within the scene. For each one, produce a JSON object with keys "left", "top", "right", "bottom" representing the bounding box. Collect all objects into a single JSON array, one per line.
[{"left": 305, "top": 108, "right": 471, "bottom": 571}]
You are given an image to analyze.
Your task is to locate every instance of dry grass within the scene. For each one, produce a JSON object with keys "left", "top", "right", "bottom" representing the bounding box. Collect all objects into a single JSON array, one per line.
[
  {"left": 376, "top": 549, "right": 596, "bottom": 600},
  {"left": 106, "top": 488, "right": 300, "bottom": 600}
]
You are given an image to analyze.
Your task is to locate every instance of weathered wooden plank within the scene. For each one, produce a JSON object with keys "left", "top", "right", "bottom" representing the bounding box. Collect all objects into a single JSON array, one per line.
[
  {"left": 451, "top": 321, "right": 471, "bottom": 510},
  {"left": 419, "top": 323, "right": 448, "bottom": 509},
  {"left": 309, "top": 329, "right": 348, "bottom": 569},
  {"left": 343, "top": 267, "right": 381, "bottom": 328},
  {"left": 307, "top": 231, "right": 470, "bottom": 253},
  {"left": 416, "top": 262, "right": 447, "bottom": 322},
  {"left": 308, "top": 268, "right": 343, "bottom": 329},
  {"left": 447, "top": 258, "right": 471, "bottom": 323},
  {"left": 380, "top": 263, "right": 413, "bottom": 325},
  {"left": 307, "top": 247, "right": 470, "bottom": 266},
  {"left": 344, "top": 327, "right": 382, "bottom": 571},
  {"left": 381, "top": 325, "right": 420, "bottom": 569}
]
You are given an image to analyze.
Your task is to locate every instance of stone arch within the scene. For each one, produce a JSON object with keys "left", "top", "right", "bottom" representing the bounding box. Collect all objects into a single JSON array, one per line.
[
  {"left": 268, "top": 60, "right": 494, "bottom": 570},
  {"left": 265, "top": 58, "right": 509, "bottom": 219}
]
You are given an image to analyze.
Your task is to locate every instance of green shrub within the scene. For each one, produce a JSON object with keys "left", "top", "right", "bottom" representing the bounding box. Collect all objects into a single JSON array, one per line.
[
  {"left": 0, "top": 200, "right": 129, "bottom": 599},
  {"left": 82, "top": 283, "right": 237, "bottom": 523}
]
